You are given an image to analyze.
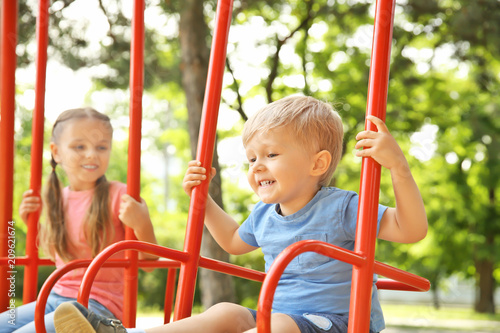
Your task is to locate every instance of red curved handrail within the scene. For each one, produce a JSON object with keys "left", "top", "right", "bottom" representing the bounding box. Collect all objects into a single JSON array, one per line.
[
  {"left": 34, "top": 255, "right": 182, "bottom": 333},
  {"left": 35, "top": 260, "right": 92, "bottom": 333},
  {"left": 256, "top": 240, "right": 430, "bottom": 333},
  {"left": 76, "top": 240, "right": 266, "bottom": 304}
]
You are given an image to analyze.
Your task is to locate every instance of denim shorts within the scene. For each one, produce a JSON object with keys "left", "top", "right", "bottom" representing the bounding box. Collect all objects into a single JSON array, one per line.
[{"left": 247, "top": 309, "right": 377, "bottom": 333}]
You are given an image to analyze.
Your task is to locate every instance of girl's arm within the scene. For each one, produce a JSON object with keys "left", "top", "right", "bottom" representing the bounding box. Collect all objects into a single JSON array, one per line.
[
  {"left": 19, "top": 189, "right": 42, "bottom": 225},
  {"left": 355, "top": 116, "right": 428, "bottom": 244},
  {"left": 119, "top": 194, "right": 158, "bottom": 261},
  {"left": 183, "top": 160, "right": 257, "bottom": 255}
]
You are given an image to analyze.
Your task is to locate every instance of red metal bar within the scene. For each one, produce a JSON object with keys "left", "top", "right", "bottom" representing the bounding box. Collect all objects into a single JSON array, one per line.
[
  {"left": 123, "top": 0, "right": 145, "bottom": 327},
  {"left": 198, "top": 256, "right": 266, "bottom": 282},
  {"left": 35, "top": 256, "right": 181, "bottom": 333},
  {"left": 35, "top": 260, "right": 91, "bottom": 333},
  {"left": 23, "top": 0, "right": 50, "bottom": 304},
  {"left": 348, "top": 1, "right": 396, "bottom": 332},
  {"left": 0, "top": 0, "right": 18, "bottom": 311},
  {"left": 163, "top": 269, "right": 177, "bottom": 324},
  {"left": 78, "top": 241, "right": 190, "bottom": 306},
  {"left": 173, "top": 0, "right": 234, "bottom": 321},
  {"left": 256, "top": 240, "right": 430, "bottom": 333},
  {"left": 374, "top": 262, "right": 430, "bottom": 292},
  {"left": 257, "top": 240, "right": 365, "bottom": 332}
]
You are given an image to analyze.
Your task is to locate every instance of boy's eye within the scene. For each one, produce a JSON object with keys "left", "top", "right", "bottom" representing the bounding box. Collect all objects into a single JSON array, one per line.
[
  {"left": 97, "top": 146, "right": 108, "bottom": 151},
  {"left": 268, "top": 153, "right": 278, "bottom": 158}
]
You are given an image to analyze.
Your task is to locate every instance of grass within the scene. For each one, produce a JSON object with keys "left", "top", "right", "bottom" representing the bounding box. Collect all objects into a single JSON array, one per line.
[
  {"left": 382, "top": 303, "right": 500, "bottom": 331},
  {"left": 382, "top": 303, "right": 500, "bottom": 322}
]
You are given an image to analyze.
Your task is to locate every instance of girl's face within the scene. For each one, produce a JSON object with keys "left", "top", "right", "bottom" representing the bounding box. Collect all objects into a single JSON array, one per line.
[
  {"left": 245, "top": 126, "right": 323, "bottom": 216},
  {"left": 51, "top": 118, "right": 112, "bottom": 191}
]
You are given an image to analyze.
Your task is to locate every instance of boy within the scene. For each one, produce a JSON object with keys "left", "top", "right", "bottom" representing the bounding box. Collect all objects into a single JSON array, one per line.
[{"left": 54, "top": 96, "right": 427, "bottom": 333}]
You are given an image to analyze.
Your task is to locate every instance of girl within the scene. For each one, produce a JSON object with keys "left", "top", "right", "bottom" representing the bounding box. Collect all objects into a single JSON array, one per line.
[{"left": 0, "top": 108, "right": 157, "bottom": 333}]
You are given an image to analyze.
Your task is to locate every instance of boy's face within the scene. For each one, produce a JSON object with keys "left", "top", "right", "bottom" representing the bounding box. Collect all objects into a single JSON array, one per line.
[{"left": 245, "top": 126, "right": 321, "bottom": 216}]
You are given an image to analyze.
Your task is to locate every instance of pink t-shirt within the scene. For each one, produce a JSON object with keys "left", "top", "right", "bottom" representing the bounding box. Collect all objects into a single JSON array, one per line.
[{"left": 52, "top": 181, "right": 127, "bottom": 320}]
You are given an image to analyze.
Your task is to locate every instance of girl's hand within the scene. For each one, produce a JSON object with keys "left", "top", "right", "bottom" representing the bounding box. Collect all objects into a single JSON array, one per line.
[
  {"left": 355, "top": 116, "right": 410, "bottom": 177},
  {"left": 182, "top": 160, "right": 216, "bottom": 197},
  {"left": 19, "top": 189, "right": 42, "bottom": 224},
  {"left": 119, "top": 194, "right": 158, "bottom": 263},
  {"left": 119, "top": 194, "right": 151, "bottom": 231}
]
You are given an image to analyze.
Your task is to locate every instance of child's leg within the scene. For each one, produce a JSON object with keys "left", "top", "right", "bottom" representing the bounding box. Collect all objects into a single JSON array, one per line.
[
  {"left": 0, "top": 292, "right": 82, "bottom": 333},
  {"left": 0, "top": 301, "right": 38, "bottom": 333},
  {"left": 242, "top": 312, "right": 301, "bottom": 333},
  {"left": 10, "top": 312, "right": 57, "bottom": 333},
  {"left": 144, "top": 302, "right": 256, "bottom": 333},
  {"left": 54, "top": 301, "right": 255, "bottom": 333}
]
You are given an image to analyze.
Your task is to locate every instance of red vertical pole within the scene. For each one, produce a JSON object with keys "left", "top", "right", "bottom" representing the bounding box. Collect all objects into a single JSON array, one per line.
[
  {"left": 173, "top": 0, "right": 234, "bottom": 321},
  {"left": 0, "top": 0, "right": 18, "bottom": 311},
  {"left": 348, "top": 1, "right": 395, "bottom": 332},
  {"left": 23, "top": 0, "right": 50, "bottom": 304},
  {"left": 123, "top": 0, "right": 145, "bottom": 327}
]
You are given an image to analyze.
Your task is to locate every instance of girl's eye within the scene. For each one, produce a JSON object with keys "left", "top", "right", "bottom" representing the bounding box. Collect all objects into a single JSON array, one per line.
[
  {"left": 268, "top": 153, "right": 278, "bottom": 158},
  {"left": 248, "top": 157, "right": 256, "bottom": 163},
  {"left": 98, "top": 146, "right": 108, "bottom": 151}
]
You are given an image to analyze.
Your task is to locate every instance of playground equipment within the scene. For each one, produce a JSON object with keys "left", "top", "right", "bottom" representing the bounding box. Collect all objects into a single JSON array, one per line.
[{"left": 0, "top": 0, "right": 430, "bottom": 332}]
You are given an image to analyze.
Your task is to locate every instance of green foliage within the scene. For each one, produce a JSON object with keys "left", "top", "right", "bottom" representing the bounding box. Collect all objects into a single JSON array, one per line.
[{"left": 13, "top": 0, "right": 500, "bottom": 313}]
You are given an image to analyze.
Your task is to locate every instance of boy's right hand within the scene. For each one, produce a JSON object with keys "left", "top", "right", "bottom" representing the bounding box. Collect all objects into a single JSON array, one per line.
[
  {"left": 183, "top": 160, "right": 216, "bottom": 197},
  {"left": 19, "top": 189, "right": 42, "bottom": 224}
]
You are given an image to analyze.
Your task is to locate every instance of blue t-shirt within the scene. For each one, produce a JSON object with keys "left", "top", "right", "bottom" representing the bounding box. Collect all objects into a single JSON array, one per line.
[{"left": 238, "top": 187, "right": 388, "bottom": 332}]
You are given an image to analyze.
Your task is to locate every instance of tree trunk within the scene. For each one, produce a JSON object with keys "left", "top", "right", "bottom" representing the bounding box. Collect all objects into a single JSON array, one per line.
[
  {"left": 474, "top": 255, "right": 495, "bottom": 313},
  {"left": 474, "top": 187, "right": 496, "bottom": 314},
  {"left": 179, "top": 0, "right": 236, "bottom": 310}
]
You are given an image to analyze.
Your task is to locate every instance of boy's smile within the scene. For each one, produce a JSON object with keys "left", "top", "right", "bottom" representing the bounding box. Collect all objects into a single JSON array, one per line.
[{"left": 245, "top": 126, "right": 324, "bottom": 216}]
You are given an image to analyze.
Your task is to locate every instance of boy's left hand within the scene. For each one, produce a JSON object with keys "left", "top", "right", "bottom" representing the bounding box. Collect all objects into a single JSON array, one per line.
[{"left": 355, "top": 115, "right": 409, "bottom": 175}]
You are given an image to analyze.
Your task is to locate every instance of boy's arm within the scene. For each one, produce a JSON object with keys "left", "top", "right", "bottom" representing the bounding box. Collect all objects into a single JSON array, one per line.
[
  {"left": 183, "top": 160, "right": 258, "bottom": 255},
  {"left": 355, "top": 116, "right": 428, "bottom": 244},
  {"left": 204, "top": 195, "right": 258, "bottom": 255}
]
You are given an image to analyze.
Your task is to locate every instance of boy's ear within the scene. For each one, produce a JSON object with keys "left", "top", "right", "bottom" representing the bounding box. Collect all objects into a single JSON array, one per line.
[
  {"left": 50, "top": 142, "right": 61, "bottom": 163},
  {"left": 311, "top": 150, "right": 332, "bottom": 176}
]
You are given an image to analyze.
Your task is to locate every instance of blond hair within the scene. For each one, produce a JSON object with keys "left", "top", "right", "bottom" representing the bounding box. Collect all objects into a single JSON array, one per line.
[
  {"left": 41, "top": 107, "right": 114, "bottom": 261},
  {"left": 242, "top": 96, "right": 344, "bottom": 186}
]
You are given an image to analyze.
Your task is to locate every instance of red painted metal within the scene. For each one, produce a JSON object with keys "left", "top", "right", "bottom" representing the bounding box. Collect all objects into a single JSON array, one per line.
[
  {"left": 35, "top": 256, "right": 181, "bottom": 333},
  {"left": 76, "top": 240, "right": 265, "bottom": 305},
  {"left": 349, "top": 0, "right": 396, "bottom": 332},
  {"left": 123, "top": 0, "right": 146, "bottom": 327},
  {"left": 1, "top": 1, "right": 432, "bottom": 331},
  {"left": 173, "top": 0, "right": 234, "bottom": 321},
  {"left": 35, "top": 260, "right": 91, "bottom": 333},
  {"left": 256, "top": 241, "right": 430, "bottom": 333},
  {"left": 0, "top": 0, "right": 18, "bottom": 311},
  {"left": 78, "top": 241, "right": 188, "bottom": 306},
  {"left": 163, "top": 269, "right": 177, "bottom": 324},
  {"left": 23, "top": 0, "right": 50, "bottom": 304}
]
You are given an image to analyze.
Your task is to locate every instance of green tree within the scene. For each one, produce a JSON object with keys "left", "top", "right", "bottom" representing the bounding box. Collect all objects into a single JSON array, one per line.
[{"left": 15, "top": 0, "right": 500, "bottom": 315}]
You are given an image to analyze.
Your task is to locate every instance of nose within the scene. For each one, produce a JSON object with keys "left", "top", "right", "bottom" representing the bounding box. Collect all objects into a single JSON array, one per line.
[
  {"left": 250, "top": 160, "right": 264, "bottom": 173},
  {"left": 85, "top": 148, "right": 97, "bottom": 159}
]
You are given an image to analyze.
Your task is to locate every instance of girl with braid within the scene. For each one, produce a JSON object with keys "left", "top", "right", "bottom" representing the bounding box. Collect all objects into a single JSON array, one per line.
[{"left": 0, "top": 108, "right": 157, "bottom": 333}]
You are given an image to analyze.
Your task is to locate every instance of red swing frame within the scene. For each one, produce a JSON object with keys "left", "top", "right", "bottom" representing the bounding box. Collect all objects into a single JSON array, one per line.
[{"left": 0, "top": 1, "right": 430, "bottom": 332}]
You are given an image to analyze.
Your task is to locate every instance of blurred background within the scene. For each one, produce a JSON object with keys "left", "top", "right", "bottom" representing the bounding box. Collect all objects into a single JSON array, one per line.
[{"left": 9, "top": 0, "right": 500, "bottom": 330}]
